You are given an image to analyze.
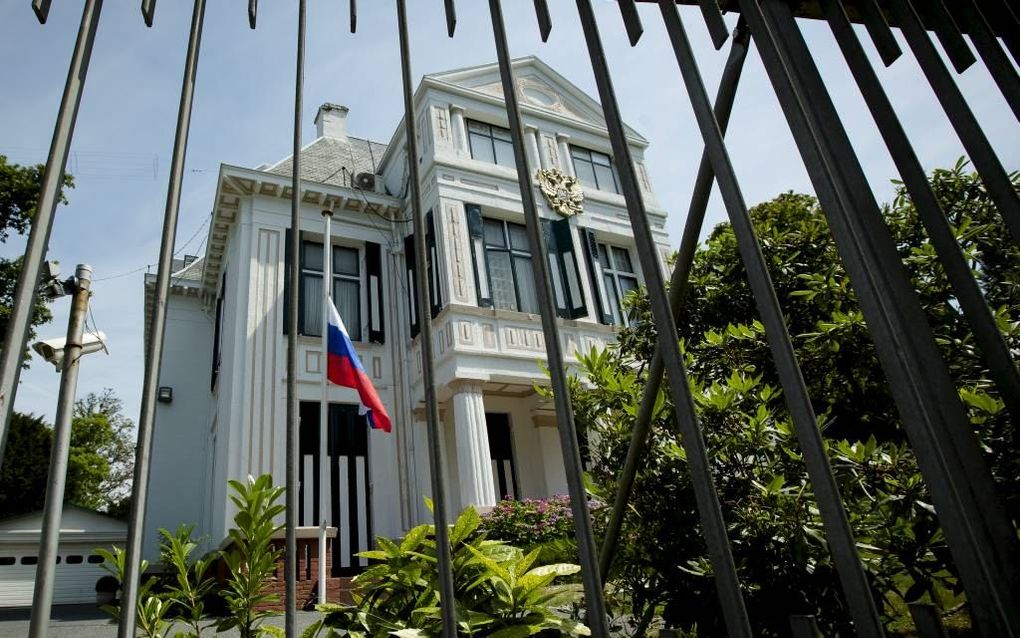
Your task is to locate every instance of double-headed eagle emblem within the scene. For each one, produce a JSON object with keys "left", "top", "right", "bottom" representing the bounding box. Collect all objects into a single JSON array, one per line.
[{"left": 536, "top": 168, "right": 584, "bottom": 218}]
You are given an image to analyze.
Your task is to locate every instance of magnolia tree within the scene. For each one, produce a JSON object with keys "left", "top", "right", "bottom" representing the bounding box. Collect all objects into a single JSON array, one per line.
[{"left": 570, "top": 161, "right": 1018, "bottom": 636}]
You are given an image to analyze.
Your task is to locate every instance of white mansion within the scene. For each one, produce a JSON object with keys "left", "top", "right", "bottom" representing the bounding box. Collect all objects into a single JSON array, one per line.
[{"left": 143, "top": 57, "right": 672, "bottom": 570}]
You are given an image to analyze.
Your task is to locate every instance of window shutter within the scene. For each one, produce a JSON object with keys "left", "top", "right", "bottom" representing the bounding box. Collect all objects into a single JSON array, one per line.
[
  {"left": 404, "top": 233, "right": 419, "bottom": 338},
  {"left": 582, "top": 228, "right": 613, "bottom": 324},
  {"left": 465, "top": 204, "right": 492, "bottom": 308},
  {"left": 366, "top": 241, "right": 385, "bottom": 344},
  {"left": 541, "top": 219, "right": 569, "bottom": 318},
  {"left": 284, "top": 228, "right": 292, "bottom": 335},
  {"left": 426, "top": 210, "right": 443, "bottom": 318},
  {"left": 297, "top": 230, "right": 307, "bottom": 335},
  {"left": 552, "top": 218, "right": 587, "bottom": 319}
]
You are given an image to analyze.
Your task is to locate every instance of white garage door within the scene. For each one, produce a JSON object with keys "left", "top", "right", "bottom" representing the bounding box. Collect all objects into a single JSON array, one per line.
[{"left": 0, "top": 547, "right": 109, "bottom": 607}]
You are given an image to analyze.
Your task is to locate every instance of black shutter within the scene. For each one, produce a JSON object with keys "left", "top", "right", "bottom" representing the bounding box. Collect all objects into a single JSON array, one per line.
[
  {"left": 465, "top": 204, "right": 493, "bottom": 308},
  {"left": 552, "top": 218, "right": 587, "bottom": 319},
  {"left": 297, "top": 230, "right": 307, "bottom": 335},
  {"left": 541, "top": 219, "right": 569, "bottom": 318},
  {"left": 404, "top": 233, "right": 419, "bottom": 338},
  {"left": 582, "top": 228, "right": 613, "bottom": 325},
  {"left": 366, "top": 241, "right": 385, "bottom": 344},
  {"left": 426, "top": 210, "right": 443, "bottom": 318},
  {"left": 211, "top": 272, "right": 225, "bottom": 391},
  {"left": 284, "top": 228, "right": 292, "bottom": 335}
]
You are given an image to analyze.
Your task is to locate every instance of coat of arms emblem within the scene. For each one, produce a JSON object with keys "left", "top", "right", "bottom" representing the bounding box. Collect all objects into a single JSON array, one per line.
[{"left": 536, "top": 168, "right": 584, "bottom": 218}]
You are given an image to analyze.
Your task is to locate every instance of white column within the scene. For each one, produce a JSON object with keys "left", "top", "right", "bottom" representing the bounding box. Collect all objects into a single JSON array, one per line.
[
  {"left": 556, "top": 133, "right": 574, "bottom": 177},
  {"left": 449, "top": 105, "right": 468, "bottom": 156},
  {"left": 524, "top": 125, "right": 542, "bottom": 172},
  {"left": 451, "top": 381, "right": 495, "bottom": 509}
]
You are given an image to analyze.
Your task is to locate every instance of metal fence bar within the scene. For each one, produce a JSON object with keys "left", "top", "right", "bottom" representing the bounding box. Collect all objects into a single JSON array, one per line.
[
  {"left": 248, "top": 0, "right": 257, "bottom": 30},
  {"left": 657, "top": 3, "right": 885, "bottom": 634},
  {"left": 857, "top": 0, "right": 901, "bottom": 66},
  {"left": 285, "top": 2, "right": 306, "bottom": 636},
  {"left": 119, "top": 1, "right": 207, "bottom": 635},
  {"left": 917, "top": 0, "right": 976, "bottom": 73},
  {"left": 396, "top": 2, "right": 458, "bottom": 635},
  {"left": 534, "top": 0, "right": 552, "bottom": 42},
  {"left": 950, "top": 0, "right": 1020, "bottom": 121},
  {"left": 31, "top": 0, "right": 52, "bottom": 24},
  {"left": 350, "top": 0, "right": 357, "bottom": 34},
  {"left": 574, "top": 2, "right": 753, "bottom": 635},
  {"left": 444, "top": 0, "right": 456, "bottom": 37},
  {"left": 822, "top": 0, "right": 1020, "bottom": 459},
  {"left": 744, "top": 0, "right": 1020, "bottom": 633},
  {"left": 142, "top": 0, "right": 156, "bottom": 28},
  {"left": 887, "top": 0, "right": 1020, "bottom": 243},
  {"left": 977, "top": 0, "right": 1020, "bottom": 64},
  {"left": 695, "top": 0, "right": 730, "bottom": 50},
  {"left": 908, "top": 603, "right": 950, "bottom": 638},
  {"left": 789, "top": 615, "right": 824, "bottom": 638},
  {"left": 598, "top": 16, "right": 750, "bottom": 583},
  {"left": 618, "top": 0, "right": 644, "bottom": 46},
  {"left": 487, "top": 1, "right": 610, "bottom": 633},
  {"left": 0, "top": 0, "right": 101, "bottom": 486}
]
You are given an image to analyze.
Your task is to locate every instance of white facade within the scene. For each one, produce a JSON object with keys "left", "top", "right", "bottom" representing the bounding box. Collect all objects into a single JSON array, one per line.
[{"left": 143, "top": 57, "right": 671, "bottom": 563}]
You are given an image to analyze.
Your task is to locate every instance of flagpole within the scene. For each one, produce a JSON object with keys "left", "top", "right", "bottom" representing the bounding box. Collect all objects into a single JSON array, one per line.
[{"left": 319, "top": 207, "right": 333, "bottom": 605}]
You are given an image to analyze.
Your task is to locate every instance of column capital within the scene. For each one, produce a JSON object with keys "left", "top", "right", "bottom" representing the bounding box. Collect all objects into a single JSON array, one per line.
[
  {"left": 555, "top": 132, "right": 571, "bottom": 142},
  {"left": 449, "top": 103, "right": 466, "bottom": 114},
  {"left": 449, "top": 379, "right": 484, "bottom": 395}
]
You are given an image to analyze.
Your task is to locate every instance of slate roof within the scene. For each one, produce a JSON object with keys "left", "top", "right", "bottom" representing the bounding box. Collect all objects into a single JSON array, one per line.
[{"left": 266, "top": 136, "right": 388, "bottom": 188}]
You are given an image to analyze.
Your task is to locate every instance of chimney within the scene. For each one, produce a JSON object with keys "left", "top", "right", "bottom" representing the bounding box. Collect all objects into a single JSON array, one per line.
[{"left": 314, "top": 103, "right": 349, "bottom": 140}]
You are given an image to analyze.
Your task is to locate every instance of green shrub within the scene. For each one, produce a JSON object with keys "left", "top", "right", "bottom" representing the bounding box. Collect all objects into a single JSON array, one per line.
[
  {"left": 216, "top": 474, "right": 286, "bottom": 638},
  {"left": 304, "top": 503, "right": 589, "bottom": 637}
]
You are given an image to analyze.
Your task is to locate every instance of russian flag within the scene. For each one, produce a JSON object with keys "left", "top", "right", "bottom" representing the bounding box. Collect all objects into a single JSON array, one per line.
[{"left": 326, "top": 300, "right": 392, "bottom": 433}]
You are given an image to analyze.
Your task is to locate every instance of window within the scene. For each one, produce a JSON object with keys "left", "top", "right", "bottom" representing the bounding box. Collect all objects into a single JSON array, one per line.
[
  {"left": 21, "top": 556, "right": 37, "bottom": 565},
  {"left": 465, "top": 205, "right": 585, "bottom": 318},
  {"left": 570, "top": 146, "right": 620, "bottom": 194},
  {"left": 0, "top": 557, "right": 14, "bottom": 566},
  {"left": 599, "top": 243, "right": 639, "bottom": 326},
  {"left": 87, "top": 555, "right": 104, "bottom": 564},
  {"left": 65, "top": 555, "right": 84, "bottom": 565},
  {"left": 468, "top": 120, "right": 515, "bottom": 168},
  {"left": 470, "top": 215, "right": 539, "bottom": 314}
]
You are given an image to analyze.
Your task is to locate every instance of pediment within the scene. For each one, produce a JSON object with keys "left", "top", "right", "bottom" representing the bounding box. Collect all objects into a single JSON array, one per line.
[{"left": 426, "top": 57, "right": 646, "bottom": 142}]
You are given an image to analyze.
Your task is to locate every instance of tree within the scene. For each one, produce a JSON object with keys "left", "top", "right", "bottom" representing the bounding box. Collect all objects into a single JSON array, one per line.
[
  {"left": 0, "top": 412, "right": 51, "bottom": 516},
  {"left": 572, "top": 161, "right": 1017, "bottom": 635},
  {"left": 0, "top": 389, "right": 134, "bottom": 518},
  {"left": 0, "top": 154, "right": 74, "bottom": 362}
]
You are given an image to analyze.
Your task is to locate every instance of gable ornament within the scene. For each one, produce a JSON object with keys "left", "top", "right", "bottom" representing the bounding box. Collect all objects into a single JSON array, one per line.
[{"left": 536, "top": 168, "right": 584, "bottom": 218}]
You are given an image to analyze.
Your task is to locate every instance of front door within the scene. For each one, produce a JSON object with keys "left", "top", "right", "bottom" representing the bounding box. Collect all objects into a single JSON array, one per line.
[
  {"left": 485, "top": 412, "right": 519, "bottom": 502},
  {"left": 299, "top": 402, "right": 371, "bottom": 576}
]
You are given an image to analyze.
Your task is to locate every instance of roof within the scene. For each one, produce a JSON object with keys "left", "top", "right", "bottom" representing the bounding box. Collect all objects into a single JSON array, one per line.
[
  {"left": 265, "top": 136, "right": 388, "bottom": 189},
  {"left": 0, "top": 505, "right": 127, "bottom": 544}
]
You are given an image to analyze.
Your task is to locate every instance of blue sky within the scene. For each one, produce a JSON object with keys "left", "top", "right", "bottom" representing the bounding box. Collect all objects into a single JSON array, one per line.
[{"left": 1, "top": 1, "right": 1016, "bottom": 424}]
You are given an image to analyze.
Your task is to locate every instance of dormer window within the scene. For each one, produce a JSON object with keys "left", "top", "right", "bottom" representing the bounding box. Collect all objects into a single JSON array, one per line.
[
  {"left": 570, "top": 146, "right": 620, "bottom": 194},
  {"left": 468, "top": 120, "right": 515, "bottom": 168}
]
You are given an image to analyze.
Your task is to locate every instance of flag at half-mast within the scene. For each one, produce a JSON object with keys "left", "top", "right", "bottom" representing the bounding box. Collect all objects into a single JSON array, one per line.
[{"left": 326, "top": 300, "right": 392, "bottom": 433}]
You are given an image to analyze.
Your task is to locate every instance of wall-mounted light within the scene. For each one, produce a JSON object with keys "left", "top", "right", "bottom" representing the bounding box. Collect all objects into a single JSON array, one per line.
[{"left": 157, "top": 387, "right": 173, "bottom": 403}]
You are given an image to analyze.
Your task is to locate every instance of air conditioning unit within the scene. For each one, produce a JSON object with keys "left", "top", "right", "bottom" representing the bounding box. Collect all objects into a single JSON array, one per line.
[{"left": 355, "top": 172, "right": 376, "bottom": 191}]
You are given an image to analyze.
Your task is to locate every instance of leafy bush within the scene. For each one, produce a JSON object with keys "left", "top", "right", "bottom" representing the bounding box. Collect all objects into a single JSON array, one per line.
[
  {"left": 160, "top": 524, "right": 215, "bottom": 637},
  {"left": 571, "top": 163, "right": 1016, "bottom": 636},
  {"left": 217, "top": 474, "right": 286, "bottom": 638},
  {"left": 304, "top": 503, "right": 589, "bottom": 637},
  {"left": 95, "top": 545, "right": 171, "bottom": 638}
]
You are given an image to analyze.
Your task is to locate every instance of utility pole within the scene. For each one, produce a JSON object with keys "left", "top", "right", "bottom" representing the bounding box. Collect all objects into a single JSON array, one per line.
[{"left": 28, "top": 264, "right": 93, "bottom": 638}]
